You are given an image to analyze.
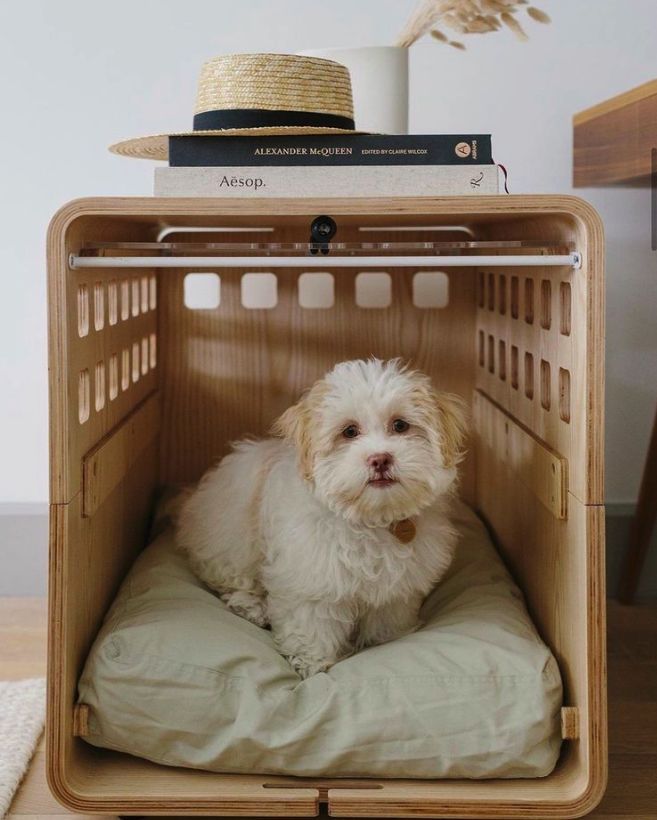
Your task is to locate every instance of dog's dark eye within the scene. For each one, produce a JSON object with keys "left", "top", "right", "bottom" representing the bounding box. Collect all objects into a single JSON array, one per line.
[
  {"left": 342, "top": 424, "right": 360, "bottom": 439},
  {"left": 392, "top": 418, "right": 410, "bottom": 434}
]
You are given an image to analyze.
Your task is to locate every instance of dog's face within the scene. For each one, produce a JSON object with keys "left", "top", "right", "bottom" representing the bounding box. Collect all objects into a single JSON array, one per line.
[{"left": 273, "top": 359, "right": 467, "bottom": 527}]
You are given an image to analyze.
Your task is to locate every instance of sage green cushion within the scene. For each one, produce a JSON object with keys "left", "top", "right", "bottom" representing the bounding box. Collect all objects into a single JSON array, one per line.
[{"left": 77, "top": 501, "right": 562, "bottom": 778}]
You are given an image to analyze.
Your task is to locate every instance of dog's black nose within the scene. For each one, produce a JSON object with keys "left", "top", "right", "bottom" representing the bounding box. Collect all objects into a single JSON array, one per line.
[{"left": 367, "top": 452, "right": 393, "bottom": 471}]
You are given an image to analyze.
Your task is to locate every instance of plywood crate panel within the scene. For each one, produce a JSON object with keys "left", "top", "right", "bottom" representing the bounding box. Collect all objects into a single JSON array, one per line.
[{"left": 47, "top": 196, "right": 605, "bottom": 817}]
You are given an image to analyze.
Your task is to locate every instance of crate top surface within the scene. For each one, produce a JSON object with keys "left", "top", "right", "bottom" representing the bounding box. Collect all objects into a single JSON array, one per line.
[{"left": 48, "top": 194, "right": 604, "bottom": 233}]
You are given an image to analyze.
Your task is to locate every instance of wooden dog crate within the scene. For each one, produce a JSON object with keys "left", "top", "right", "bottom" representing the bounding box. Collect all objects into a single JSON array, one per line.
[{"left": 47, "top": 195, "right": 606, "bottom": 818}]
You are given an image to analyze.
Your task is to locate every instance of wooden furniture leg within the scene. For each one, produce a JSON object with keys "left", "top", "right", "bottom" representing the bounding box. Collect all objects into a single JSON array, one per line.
[{"left": 619, "top": 405, "right": 657, "bottom": 603}]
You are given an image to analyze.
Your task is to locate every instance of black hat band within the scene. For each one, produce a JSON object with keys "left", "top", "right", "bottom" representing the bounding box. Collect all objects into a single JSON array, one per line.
[{"left": 193, "top": 108, "right": 355, "bottom": 131}]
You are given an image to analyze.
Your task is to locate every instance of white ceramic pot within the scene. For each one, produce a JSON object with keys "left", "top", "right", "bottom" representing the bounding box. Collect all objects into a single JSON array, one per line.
[{"left": 298, "top": 46, "right": 409, "bottom": 134}]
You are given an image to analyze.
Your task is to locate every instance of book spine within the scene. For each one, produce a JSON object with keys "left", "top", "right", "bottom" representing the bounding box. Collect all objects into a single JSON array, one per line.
[
  {"left": 168, "top": 134, "right": 493, "bottom": 167},
  {"left": 154, "top": 165, "right": 500, "bottom": 197}
]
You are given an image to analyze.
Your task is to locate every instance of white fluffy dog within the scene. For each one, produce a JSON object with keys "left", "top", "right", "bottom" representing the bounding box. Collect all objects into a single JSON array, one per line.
[{"left": 176, "top": 358, "right": 467, "bottom": 679}]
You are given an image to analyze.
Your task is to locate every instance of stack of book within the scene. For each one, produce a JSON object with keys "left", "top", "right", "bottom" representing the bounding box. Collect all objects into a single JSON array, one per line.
[{"left": 154, "top": 134, "right": 501, "bottom": 197}]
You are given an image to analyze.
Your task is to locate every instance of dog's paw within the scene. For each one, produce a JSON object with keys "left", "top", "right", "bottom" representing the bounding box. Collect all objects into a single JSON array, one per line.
[
  {"left": 287, "top": 654, "right": 333, "bottom": 679},
  {"left": 220, "top": 590, "right": 269, "bottom": 628}
]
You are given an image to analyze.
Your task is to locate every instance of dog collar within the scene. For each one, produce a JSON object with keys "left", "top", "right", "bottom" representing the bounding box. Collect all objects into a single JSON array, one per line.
[{"left": 389, "top": 518, "right": 416, "bottom": 543}]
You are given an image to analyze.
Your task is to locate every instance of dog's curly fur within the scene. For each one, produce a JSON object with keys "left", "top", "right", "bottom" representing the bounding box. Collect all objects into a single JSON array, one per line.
[{"left": 176, "top": 359, "right": 467, "bottom": 678}]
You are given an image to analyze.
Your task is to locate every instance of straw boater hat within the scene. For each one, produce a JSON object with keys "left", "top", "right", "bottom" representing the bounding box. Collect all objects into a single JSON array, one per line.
[{"left": 110, "top": 53, "right": 361, "bottom": 160}]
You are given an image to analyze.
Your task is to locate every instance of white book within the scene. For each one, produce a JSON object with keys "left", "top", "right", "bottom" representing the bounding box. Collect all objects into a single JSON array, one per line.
[{"left": 154, "top": 165, "right": 500, "bottom": 197}]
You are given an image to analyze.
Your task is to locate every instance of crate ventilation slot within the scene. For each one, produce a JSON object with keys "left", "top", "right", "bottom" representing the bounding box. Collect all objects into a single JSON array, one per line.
[{"left": 69, "top": 239, "right": 581, "bottom": 270}]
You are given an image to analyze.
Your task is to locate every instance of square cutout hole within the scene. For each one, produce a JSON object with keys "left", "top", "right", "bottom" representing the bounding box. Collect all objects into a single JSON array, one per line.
[
  {"left": 241, "top": 273, "right": 277, "bottom": 309},
  {"left": 298, "top": 273, "right": 334, "bottom": 309},
  {"left": 184, "top": 273, "right": 221, "bottom": 309},
  {"left": 412, "top": 272, "right": 449, "bottom": 308},
  {"left": 355, "top": 272, "right": 391, "bottom": 308}
]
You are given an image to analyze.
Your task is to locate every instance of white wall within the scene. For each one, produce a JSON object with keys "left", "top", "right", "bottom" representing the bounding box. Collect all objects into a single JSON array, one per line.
[{"left": 0, "top": 0, "right": 656, "bottom": 504}]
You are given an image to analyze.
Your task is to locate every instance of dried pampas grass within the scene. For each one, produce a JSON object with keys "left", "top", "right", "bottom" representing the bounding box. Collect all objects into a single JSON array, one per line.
[
  {"left": 527, "top": 6, "right": 551, "bottom": 23},
  {"left": 396, "top": 0, "right": 551, "bottom": 49}
]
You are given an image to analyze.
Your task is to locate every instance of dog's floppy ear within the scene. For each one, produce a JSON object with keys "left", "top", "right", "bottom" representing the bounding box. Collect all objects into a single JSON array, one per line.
[
  {"left": 434, "top": 392, "right": 468, "bottom": 468},
  {"left": 271, "top": 394, "right": 315, "bottom": 481},
  {"left": 409, "top": 370, "right": 468, "bottom": 469}
]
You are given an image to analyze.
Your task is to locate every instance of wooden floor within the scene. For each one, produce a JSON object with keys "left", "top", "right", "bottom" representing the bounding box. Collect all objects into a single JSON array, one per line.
[{"left": 2, "top": 597, "right": 657, "bottom": 819}]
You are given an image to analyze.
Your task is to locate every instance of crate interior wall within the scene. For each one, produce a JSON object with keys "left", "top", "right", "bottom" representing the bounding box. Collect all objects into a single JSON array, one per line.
[{"left": 47, "top": 196, "right": 606, "bottom": 818}]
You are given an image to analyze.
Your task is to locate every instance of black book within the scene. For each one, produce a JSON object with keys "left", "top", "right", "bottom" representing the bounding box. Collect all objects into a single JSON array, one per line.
[{"left": 168, "top": 134, "right": 493, "bottom": 167}]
